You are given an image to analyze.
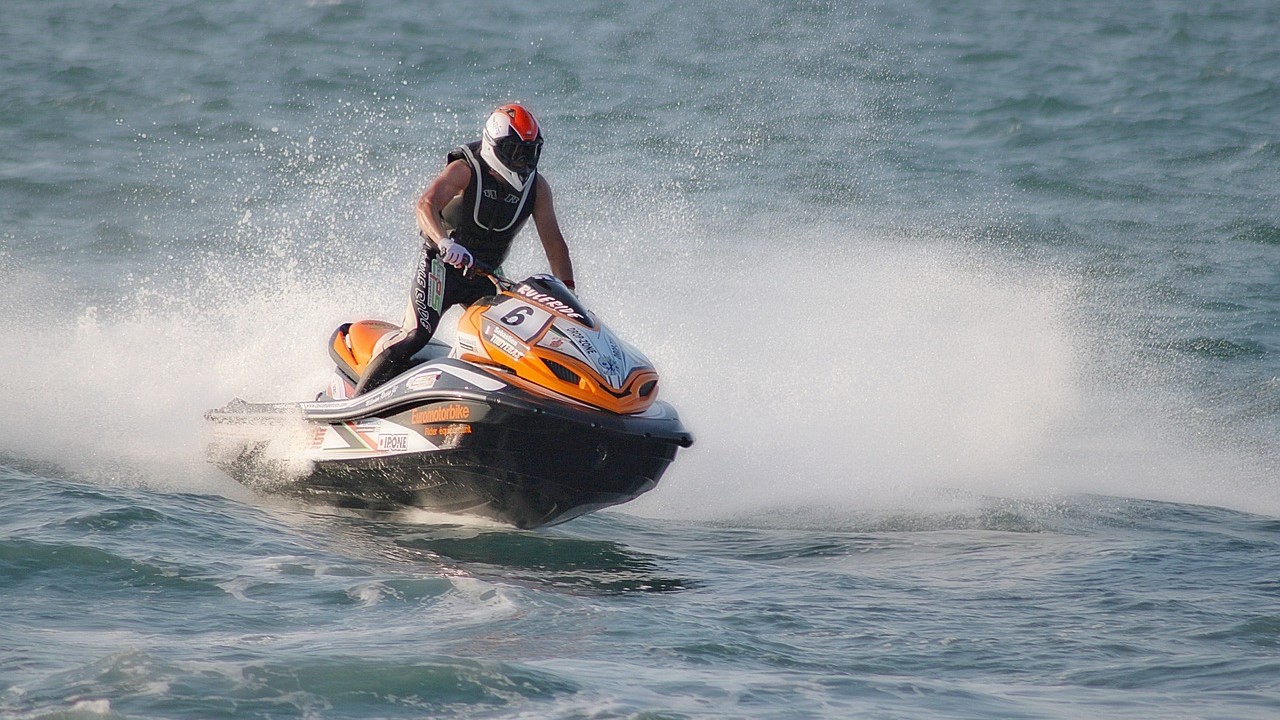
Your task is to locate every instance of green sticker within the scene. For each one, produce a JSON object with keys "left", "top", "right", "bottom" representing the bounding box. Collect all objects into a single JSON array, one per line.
[{"left": 428, "top": 257, "right": 446, "bottom": 313}]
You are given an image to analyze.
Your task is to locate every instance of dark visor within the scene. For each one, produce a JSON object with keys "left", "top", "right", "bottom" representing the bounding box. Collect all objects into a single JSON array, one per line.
[{"left": 495, "top": 135, "right": 542, "bottom": 171}]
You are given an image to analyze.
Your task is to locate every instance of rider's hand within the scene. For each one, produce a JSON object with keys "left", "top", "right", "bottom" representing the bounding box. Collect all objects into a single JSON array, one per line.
[{"left": 437, "top": 236, "right": 473, "bottom": 269}]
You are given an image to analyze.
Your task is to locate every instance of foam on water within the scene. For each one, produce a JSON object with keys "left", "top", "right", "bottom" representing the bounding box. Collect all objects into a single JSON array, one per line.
[
  {"left": 3, "top": 205, "right": 1274, "bottom": 518},
  {"left": 627, "top": 224, "right": 1277, "bottom": 521}
]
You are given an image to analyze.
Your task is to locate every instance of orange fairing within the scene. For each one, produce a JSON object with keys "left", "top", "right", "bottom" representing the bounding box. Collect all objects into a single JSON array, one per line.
[{"left": 455, "top": 296, "right": 660, "bottom": 415}]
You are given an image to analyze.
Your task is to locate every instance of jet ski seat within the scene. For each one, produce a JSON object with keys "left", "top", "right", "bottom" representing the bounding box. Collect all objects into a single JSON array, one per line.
[{"left": 329, "top": 320, "right": 398, "bottom": 384}]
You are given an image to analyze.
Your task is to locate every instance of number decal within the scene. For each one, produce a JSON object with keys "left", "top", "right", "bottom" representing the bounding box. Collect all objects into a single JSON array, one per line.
[
  {"left": 501, "top": 306, "right": 534, "bottom": 326},
  {"left": 483, "top": 300, "right": 552, "bottom": 341}
]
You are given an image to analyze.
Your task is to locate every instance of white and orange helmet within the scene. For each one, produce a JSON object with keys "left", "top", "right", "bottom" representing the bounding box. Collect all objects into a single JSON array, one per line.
[{"left": 481, "top": 103, "right": 543, "bottom": 191}]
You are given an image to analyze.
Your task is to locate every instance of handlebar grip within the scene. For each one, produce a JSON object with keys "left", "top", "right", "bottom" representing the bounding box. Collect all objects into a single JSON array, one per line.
[{"left": 463, "top": 259, "right": 495, "bottom": 279}]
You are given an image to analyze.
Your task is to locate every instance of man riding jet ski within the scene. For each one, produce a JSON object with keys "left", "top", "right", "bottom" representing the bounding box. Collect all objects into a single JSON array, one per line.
[
  {"left": 358, "top": 103, "right": 574, "bottom": 396},
  {"left": 205, "top": 106, "right": 691, "bottom": 528}
]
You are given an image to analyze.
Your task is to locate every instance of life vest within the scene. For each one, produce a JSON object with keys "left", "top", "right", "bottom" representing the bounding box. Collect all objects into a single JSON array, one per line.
[{"left": 440, "top": 141, "right": 538, "bottom": 267}]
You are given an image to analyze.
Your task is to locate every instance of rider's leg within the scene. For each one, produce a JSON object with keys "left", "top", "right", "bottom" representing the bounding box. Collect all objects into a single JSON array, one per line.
[
  {"left": 353, "top": 300, "right": 433, "bottom": 395},
  {"left": 354, "top": 243, "right": 499, "bottom": 395},
  {"left": 354, "top": 242, "right": 442, "bottom": 395}
]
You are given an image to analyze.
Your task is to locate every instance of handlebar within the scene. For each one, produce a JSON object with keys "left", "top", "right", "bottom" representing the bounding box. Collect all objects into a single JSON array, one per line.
[
  {"left": 462, "top": 259, "right": 513, "bottom": 292},
  {"left": 420, "top": 231, "right": 513, "bottom": 291}
]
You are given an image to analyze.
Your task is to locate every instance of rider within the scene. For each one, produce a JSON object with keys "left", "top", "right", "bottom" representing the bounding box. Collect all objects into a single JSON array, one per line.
[{"left": 354, "top": 103, "right": 576, "bottom": 395}]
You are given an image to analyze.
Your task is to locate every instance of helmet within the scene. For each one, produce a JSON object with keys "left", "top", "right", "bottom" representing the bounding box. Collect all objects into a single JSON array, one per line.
[{"left": 480, "top": 104, "right": 543, "bottom": 191}]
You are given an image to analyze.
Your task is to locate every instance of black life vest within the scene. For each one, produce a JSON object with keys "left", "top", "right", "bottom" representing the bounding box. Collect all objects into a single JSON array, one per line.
[{"left": 439, "top": 141, "right": 538, "bottom": 267}]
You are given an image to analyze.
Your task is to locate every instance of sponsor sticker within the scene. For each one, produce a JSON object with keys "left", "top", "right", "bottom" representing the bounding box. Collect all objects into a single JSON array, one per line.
[
  {"left": 412, "top": 404, "right": 471, "bottom": 425},
  {"left": 428, "top": 257, "right": 446, "bottom": 313},
  {"left": 559, "top": 325, "right": 629, "bottom": 387},
  {"left": 484, "top": 323, "right": 527, "bottom": 360},
  {"left": 378, "top": 434, "right": 408, "bottom": 451},
  {"left": 565, "top": 325, "right": 597, "bottom": 357},
  {"left": 357, "top": 383, "right": 398, "bottom": 408},
  {"left": 515, "top": 285, "right": 585, "bottom": 320},
  {"left": 423, "top": 423, "right": 472, "bottom": 437},
  {"left": 406, "top": 370, "right": 441, "bottom": 391},
  {"left": 600, "top": 355, "right": 620, "bottom": 378}
]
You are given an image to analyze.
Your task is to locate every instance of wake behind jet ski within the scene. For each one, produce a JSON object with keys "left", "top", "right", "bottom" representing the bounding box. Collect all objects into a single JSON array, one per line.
[{"left": 206, "top": 269, "right": 692, "bottom": 529}]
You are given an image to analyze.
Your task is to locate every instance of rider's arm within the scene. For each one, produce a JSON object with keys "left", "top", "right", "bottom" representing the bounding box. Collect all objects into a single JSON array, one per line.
[
  {"left": 415, "top": 160, "right": 472, "bottom": 244},
  {"left": 532, "top": 175, "right": 576, "bottom": 289}
]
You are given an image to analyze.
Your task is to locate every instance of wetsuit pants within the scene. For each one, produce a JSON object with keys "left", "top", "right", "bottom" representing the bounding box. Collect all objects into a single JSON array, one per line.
[{"left": 354, "top": 239, "right": 497, "bottom": 395}]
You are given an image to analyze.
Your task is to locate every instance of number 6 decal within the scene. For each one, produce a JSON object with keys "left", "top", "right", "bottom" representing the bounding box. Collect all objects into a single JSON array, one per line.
[{"left": 501, "top": 306, "right": 534, "bottom": 326}]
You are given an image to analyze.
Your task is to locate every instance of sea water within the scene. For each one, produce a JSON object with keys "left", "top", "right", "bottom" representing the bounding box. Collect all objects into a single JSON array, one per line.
[{"left": 2, "top": 1, "right": 1278, "bottom": 717}]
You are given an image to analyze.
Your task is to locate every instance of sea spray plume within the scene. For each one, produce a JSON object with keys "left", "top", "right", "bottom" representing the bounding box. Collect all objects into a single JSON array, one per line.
[
  {"left": 618, "top": 223, "right": 1280, "bottom": 523},
  {"left": 0, "top": 101, "right": 448, "bottom": 490},
  {"left": 623, "top": 229, "right": 1077, "bottom": 520}
]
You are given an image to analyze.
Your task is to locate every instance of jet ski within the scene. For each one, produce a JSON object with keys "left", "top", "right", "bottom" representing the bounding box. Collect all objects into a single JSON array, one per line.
[{"left": 205, "top": 270, "right": 693, "bottom": 529}]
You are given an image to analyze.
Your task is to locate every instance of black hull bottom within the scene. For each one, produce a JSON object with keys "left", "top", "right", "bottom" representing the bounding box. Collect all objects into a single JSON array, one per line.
[
  {"left": 298, "top": 429, "right": 675, "bottom": 529},
  {"left": 217, "top": 403, "right": 682, "bottom": 529}
]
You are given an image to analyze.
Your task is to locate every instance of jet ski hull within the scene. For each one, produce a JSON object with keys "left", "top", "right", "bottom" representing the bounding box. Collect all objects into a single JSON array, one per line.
[{"left": 207, "top": 359, "right": 692, "bottom": 529}]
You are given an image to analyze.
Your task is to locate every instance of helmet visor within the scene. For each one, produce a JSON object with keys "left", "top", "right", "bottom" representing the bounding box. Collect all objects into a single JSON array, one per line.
[{"left": 494, "top": 135, "right": 543, "bottom": 173}]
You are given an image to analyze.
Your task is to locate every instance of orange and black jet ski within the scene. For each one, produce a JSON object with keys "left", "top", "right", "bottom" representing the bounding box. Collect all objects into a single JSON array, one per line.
[{"left": 206, "top": 271, "right": 692, "bottom": 529}]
